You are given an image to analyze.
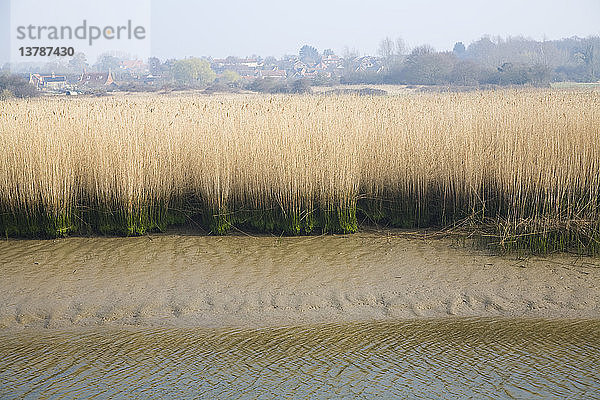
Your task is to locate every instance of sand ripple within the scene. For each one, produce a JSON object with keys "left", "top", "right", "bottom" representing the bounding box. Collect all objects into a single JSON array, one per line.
[{"left": 0, "top": 233, "right": 599, "bottom": 329}]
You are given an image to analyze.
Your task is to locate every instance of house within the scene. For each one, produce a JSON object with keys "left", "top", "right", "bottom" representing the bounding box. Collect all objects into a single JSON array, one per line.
[
  {"left": 291, "top": 61, "right": 308, "bottom": 77},
  {"left": 239, "top": 57, "right": 261, "bottom": 68},
  {"left": 257, "top": 69, "right": 287, "bottom": 79},
  {"left": 119, "top": 59, "right": 146, "bottom": 72},
  {"left": 354, "top": 56, "right": 383, "bottom": 73},
  {"left": 142, "top": 74, "right": 158, "bottom": 85},
  {"left": 302, "top": 69, "right": 320, "bottom": 78},
  {"left": 220, "top": 66, "right": 255, "bottom": 79},
  {"left": 211, "top": 57, "right": 263, "bottom": 78},
  {"left": 322, "top": 54, "right": 342, "bottom": 68},
  {"left": 78, "top": 71, "right": 115, "bottom": 87},
  {"left": 313, "top": 61, "right": 328, "bottom": 71},
  {"left": 277, "top": 55, "right": 299, "bottom": 71},
  {"left": 29, "top": 73, "right": 67, "bottom": 90}
]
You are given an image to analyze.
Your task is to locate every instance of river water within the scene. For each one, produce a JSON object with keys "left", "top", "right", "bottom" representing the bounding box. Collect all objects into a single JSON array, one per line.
[{"left": 1, "top": 319, "right": 599, "bottom": 399}]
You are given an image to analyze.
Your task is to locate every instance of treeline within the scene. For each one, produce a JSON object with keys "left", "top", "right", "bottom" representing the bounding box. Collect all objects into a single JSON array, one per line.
[{"left": 346, "top": 35, "right": 600, "bottom": 86}]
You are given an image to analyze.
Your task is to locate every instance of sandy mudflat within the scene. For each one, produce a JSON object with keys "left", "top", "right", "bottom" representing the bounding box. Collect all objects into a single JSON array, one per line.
[{"left": 0, "top": 232, "right": 599, "bottom": 329}]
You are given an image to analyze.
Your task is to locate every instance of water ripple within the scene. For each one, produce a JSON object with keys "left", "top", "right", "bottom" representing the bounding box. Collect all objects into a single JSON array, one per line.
[{"left": 1, "top": 319, "right": 599, "bottom": 399}]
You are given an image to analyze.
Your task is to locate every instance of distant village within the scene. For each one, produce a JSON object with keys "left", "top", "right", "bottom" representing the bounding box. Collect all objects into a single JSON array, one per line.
[
  {"left": 22, "top": 47, "right": 385, "bottom": 95},
  {"left": 210, "top": 52, "right": 380, "bottom": 80},
  {"left": 4, "top": 35, "right": 600, "bottom": 97}
]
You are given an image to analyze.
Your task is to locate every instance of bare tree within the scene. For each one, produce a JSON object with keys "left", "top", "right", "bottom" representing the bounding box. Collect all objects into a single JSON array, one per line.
[
  {"left": 342, "top": 46, "right": 359, "bottom": 60},
  {"left": 395, "top": 37, "right": 407, "bottom": 56},
  {"left": 378, "top": 37, "right": 394, "bottom": 60}
]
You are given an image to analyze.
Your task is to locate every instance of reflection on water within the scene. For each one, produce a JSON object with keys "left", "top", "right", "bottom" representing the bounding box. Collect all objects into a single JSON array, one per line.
[{"left": 1, "top": 319, "right": 599, "bottom": 399}]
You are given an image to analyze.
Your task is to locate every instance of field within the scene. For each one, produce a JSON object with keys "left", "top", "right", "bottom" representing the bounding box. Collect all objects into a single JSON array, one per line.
[{"left": 1, "top": 90, "right": 599, "bottom": 253}]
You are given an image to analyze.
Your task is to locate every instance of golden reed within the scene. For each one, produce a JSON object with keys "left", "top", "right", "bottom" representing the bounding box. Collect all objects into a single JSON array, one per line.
[{"left": 0, "top": 90, "right": 599, "bottom": 252}]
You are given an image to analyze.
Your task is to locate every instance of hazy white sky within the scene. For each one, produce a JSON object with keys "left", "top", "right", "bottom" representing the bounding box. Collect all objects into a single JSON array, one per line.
[
  {"left": 1, "top": 0, "right": 600, "bottom": 64},
  {"left": 151, "top": 0, "right": 600, "bottom": 58}
]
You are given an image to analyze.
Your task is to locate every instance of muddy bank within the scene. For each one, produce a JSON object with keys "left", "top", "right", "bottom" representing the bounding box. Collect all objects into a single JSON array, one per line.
[{"left": 0, "top": 233, "right": 599, "bottom": 329}]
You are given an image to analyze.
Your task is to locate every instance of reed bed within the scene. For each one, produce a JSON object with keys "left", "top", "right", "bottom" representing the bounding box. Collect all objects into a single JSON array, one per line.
[{"left": 1, "top": 90, "right": 599, "bottom": 253}]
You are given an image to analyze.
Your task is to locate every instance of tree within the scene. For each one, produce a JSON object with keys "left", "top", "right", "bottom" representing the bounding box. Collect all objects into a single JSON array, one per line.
[
  {"left": 220, "top": 70, "right": 241, "bottom": 85},
  {"left": 342, "top": 46, "right": 360, "bottom": 70},
  {"left": 148, "top": 57, "right": 162, "bottom": 75},
  {"left": 299, "top": 45, "right": 321, "bottom": 65},
  {"left": 377, "top": 37, "right": 394, "bottom": 60},
  {"left": 0, "top": 73, "right": 39, "bottom": 98},
  {"left": 411, "top": 44, "right": 435, "bottom": 56},
  {"left": 323, "top": 49, "right": 335, "bottom": 57},
  {"left": 529, "top": 63, "right": 552, "bottom": 85},
  {"left": 173, "top": 59, "right": 196, "bottom": 84},
  {"left": 291, "top": 79, "right": 311, "bottom": 93},
  {"left": 173, "top": 58, "right": 216, "bottom": 85},
  {"left": 395, "top": 37, "right": 407, "bottom": 56},
  {"left": 449, "top": 60, "right": 480, "bottom": 85},
  {"left": 401, "top": 47, "right": 456, "bottom": 85},
  {"left": 453, "top": 42, "right": 466, "bottom": 56},
  {"left": 68, "top": 52, "right": 88, "bottom": 73},
  {"left": 94, "top": 54, "right": 120, "bottom": 72},
  {"left": 43, "top": 57, "right": 67, "bottom": 74},
  {"left": 465, "top": 37, "right": 498, "bottom": 68},
  {"left": 575, "top": 43, "right": 596, "bottom": 79}
]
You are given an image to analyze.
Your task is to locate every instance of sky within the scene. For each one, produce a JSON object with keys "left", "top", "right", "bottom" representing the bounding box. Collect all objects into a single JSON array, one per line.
[{"left": 1, "top": 0, "right": 600, "bottom": 64}]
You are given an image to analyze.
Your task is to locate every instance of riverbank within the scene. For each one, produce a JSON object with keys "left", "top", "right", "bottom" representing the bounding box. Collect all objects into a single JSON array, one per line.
[{"left": 1, "top": 232, "right": 599, "bottom": 330}]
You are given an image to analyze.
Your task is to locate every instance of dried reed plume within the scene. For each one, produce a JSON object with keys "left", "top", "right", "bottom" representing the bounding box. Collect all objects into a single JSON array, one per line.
[{"left": 0, "top": 90, "right": 599, "bottom": 252}]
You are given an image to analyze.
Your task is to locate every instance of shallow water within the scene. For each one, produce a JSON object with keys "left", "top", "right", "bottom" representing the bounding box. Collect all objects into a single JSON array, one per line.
[{"left": 1, "top": 319, "right": 599, "bottom": 399}]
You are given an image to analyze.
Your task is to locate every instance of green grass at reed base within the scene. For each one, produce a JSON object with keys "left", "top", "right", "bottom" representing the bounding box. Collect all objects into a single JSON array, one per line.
[
  {"left": 1, "top": 195, "right": 599, "bottom": 255},
  {"left": 0, "top": 200, "right": 359, "bottom": 238}
]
